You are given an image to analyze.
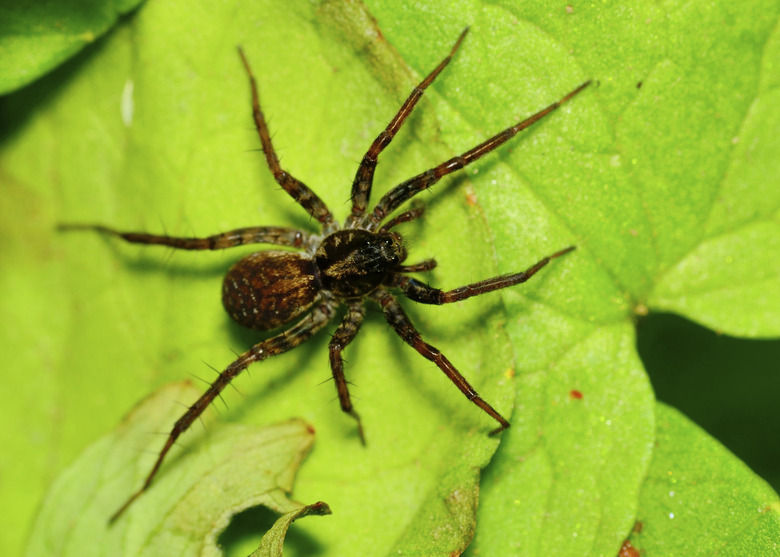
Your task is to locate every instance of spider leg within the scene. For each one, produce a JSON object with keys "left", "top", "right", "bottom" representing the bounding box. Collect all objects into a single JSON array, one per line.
[
  {"left": 347, "top": 28, "right": 469, "bottom": 227},
  {"left": 367, "top": 81, "right": 592, "bottom": 228},
  {"left": 58, "top": 224, "right": 309, "bottom": 250},
  {"left": 380, "top": 206, "right": 425, "bottom": 231},
  {"left": 389, "top": 246, "right": 575, "bottom": 304},
  {"left": 372, "top": 288, "right": 509, "bottom": 434},
  {"left": 396, "top": 258, "right": 437, "bottom": 273},
  {"left": 109, "top": 301, "right": 336, "bottom": 523},
  {"left": 328, "top": 300, "right": 367, "bottom": 444},
  {"left": 238, "top": 48, "right": 336, "bottom": 229}
]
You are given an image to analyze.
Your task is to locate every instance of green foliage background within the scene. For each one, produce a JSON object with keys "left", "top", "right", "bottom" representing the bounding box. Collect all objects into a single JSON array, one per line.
[{"left": 1, "top": 0, "right": 778, "bottom": 555}]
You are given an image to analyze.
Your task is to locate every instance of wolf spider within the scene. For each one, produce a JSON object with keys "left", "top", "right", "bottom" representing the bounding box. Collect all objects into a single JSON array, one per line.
[{"left": 63, "top": 28, "right": 590, "bottom": 521}]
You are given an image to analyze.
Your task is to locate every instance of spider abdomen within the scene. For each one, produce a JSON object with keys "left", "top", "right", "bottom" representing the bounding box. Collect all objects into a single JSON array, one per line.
[
  {"left": 222, "top": 251, "right": 320, "bottom": 330},
  {"left": 316, "top": 229, "right": 406, "bottom": 299}
]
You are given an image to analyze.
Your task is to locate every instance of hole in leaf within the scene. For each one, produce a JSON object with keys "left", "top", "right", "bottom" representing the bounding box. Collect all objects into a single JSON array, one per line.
[
  {"left": 218, "top": 505, "right": 278, "bottom": 556},
  {"left": 218, "top": 504, "right": 327, "bottom": 557}
]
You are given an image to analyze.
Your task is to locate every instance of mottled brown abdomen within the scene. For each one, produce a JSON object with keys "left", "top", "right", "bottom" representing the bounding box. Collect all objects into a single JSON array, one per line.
[{"left": 222, "top": 251, "right": 320, "bottom": 330}]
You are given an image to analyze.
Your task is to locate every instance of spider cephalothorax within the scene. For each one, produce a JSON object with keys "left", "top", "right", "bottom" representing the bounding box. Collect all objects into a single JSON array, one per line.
[{"left": 62, "top": 28, "right": 590, "bottom": 521}]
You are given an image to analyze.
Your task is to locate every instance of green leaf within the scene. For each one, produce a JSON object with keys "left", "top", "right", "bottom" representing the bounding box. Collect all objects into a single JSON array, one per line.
[
  {"left": 467, "top": 323, "right": 653, "bottom": 555},
  {"left": 2, "top": 0, "right": 779, "bottom": 555},
  {"left": 0, "top": 0, "right": 146, "bottom": 95},
  {"left": 24, "top": 381, "right": 321, "bottom": 557},
  {"left": 628, "top": 403, "right": 780, "bottom": 555}
]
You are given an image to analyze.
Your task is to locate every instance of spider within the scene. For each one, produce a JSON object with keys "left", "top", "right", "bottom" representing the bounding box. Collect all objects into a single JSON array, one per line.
[{"left": 62, "top": 28, "right": 590, "bottom": 521}]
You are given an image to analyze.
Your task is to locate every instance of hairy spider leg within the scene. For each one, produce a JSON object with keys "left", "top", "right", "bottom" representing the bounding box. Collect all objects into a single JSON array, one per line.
[
  {"left": 58, "top": 224, "right": 310, "bottom": 250},
  {"left": 238, "top": 47, "right": 336, "bottom": 230},
  {"left": 109, "top": 302, "right": 336, "bottom": 523},
  {"left": 346, "top": 28, "right": 470, "bottom": 226},
  {"left": 396, "top": 259, "right": 438, "bottom": 273},
  {"left": 380, "top": 205, "right": 426, "bottom": 232},
  {"left": 327, "top": 301, "right": 367, "bottom": 444},
  {"left": 389, "top": 245, "right": 576, "bottom": 304},
  {"left": 372, "top": 288, "right": 510, "bottom": 434},
  {"left": 366, "top": 80, "right": 592, "bottom": 229}
]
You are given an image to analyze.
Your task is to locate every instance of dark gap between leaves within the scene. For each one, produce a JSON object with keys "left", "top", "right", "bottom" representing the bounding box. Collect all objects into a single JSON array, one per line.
[{"left": 636, "top": 312, "right": 780, "bottom": 491}]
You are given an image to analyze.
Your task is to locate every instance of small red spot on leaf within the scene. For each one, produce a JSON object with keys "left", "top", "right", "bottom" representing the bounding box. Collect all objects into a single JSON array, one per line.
[
  {"left": 618, "top": 539, "right": 640, "bottom": 557},
  {"left": 570, "top": 389, "right": 583, "bottom": 400},
  {"left": 465, "top": 186, "right": 478, "bottom": 206}
]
